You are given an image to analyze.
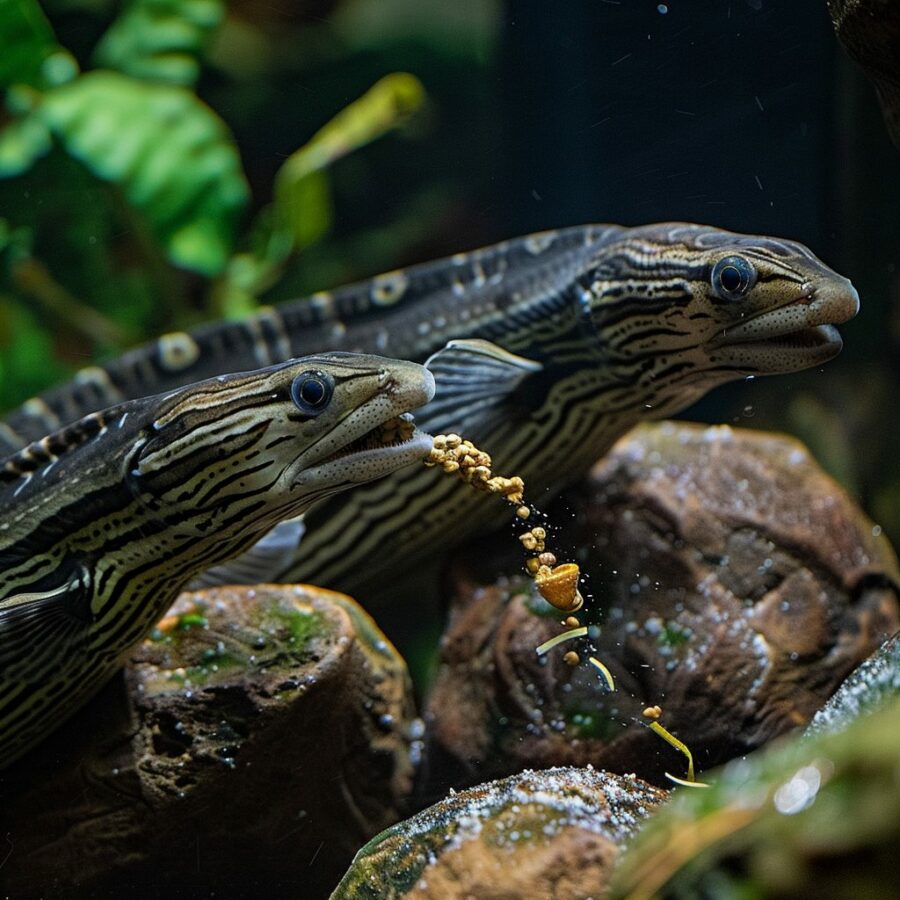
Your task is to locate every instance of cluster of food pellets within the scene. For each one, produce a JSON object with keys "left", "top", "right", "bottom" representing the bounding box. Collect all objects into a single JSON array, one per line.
[
  {"left": 425, "top": 433, "right": 525, "bottom": 504},
  {"left": 426, "top": 434, "right": 582, "bottom": 612},
  {"left": 426, "top": 433, "right": 704, "bottom": 785}
]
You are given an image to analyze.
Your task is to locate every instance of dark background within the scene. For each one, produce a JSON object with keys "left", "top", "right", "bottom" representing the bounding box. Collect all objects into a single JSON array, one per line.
[{"left": 2, "top": 0, "right": 899, "bottom": 540}]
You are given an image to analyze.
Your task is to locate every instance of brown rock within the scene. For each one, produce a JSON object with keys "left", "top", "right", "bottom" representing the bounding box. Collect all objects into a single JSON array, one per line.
[
  {"left": 828, "top": 0, "right": 900, "bottom": 148},
  {"left": 0, "top": 584, "right": 417, "bottom": 899},
  {"left": 427, "top": 423, "right": 900, "bottom": 788},
  {"left": 332, "top": 766, "right": 667, "bottom": 899}
]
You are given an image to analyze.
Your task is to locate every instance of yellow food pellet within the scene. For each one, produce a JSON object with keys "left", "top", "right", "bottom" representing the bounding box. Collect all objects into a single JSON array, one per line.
[
  {"left": 535, "top": 563, "right": 582, "bottom": 612},
  {"left": 525, "top": 557, "right": 541, "bottom": 575},
  {"left": 563, "top": 650, "right": 580, "bottom": 667},
  {"left": 643, "top": 705, "right": 662, "bottom": 720},
  {"left": 516, "top": 505, "right": 531, "bottom": 519},
  {"left": 564, "top": 616, "right": 581, "bottom": 628}
]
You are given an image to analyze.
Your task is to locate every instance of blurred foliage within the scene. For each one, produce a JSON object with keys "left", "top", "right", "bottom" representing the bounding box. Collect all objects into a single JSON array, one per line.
[{"left": 0, "top": 0, "right": 501, "bottom": 408}]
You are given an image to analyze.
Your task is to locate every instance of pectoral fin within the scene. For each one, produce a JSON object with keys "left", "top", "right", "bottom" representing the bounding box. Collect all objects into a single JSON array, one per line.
[
  {"left": 0, "top": 564, "right": 92, "bottom": 680},
  {"left": 423, "top": 339, "right": 543, "bottom": 435},
  {"left": 190, "top": 517, "right": 306, "bottom": 588}
]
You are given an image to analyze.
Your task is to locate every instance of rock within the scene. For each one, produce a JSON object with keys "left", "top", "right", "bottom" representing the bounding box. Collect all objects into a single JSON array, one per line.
[
  {"left": 426, "top": 423, "right": 900, "bottom": 788},
  {"left": 806, "top": 630, "right": 900, "bottom": 736},
  {"left": 0, "top": 584, "right": 417, "bottom": 899},
  {"left": 828, "top": 0, "right": 900, "bottom": 148},
  {"left": 611, "top": 694, "right": 900, "bottom": 898},
  {"left": 332, "top": 766, "right": 668, "bottom": 899}
]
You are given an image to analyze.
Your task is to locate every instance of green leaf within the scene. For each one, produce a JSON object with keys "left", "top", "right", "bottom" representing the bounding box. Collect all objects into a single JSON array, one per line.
[
  {"left": 274, "top": 72, "right": 426, "bottom": 250},
  {"left": 0, "top": 114, "right": 51, "bottom": 177},
  {"left": 37, "top": 71, "right": 249, "bottom": 275},
  {"left": 0, "top": 0, "right": 78, "bottom": 90},
  {"left": 93, "top": 0, "right": 225, "bottom": 87}
]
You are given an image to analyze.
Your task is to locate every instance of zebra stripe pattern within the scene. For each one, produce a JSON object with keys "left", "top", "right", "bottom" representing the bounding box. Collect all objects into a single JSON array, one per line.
[
  {"left": 0, "top": 354, "right": 434, "bottom": 768},
  {"left": 1, "top": 223, "right": 859, "bottom": 603}
]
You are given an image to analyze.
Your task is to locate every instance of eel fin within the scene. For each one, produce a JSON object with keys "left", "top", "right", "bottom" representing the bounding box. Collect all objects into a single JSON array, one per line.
[
  {"left": 0, "top": 564, "right": 92, "bottom": 680},
  {"left": 423, "top": 339, "right": 542, "bottom": 435}
]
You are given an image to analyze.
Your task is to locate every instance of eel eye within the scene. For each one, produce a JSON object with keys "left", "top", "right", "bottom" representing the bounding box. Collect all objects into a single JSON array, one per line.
[
  {"left": 711, "top": 255, "right": 756, "bottom": 300},
  {"left": 290, "top": 370, "right": 333, "bottom": 415}
]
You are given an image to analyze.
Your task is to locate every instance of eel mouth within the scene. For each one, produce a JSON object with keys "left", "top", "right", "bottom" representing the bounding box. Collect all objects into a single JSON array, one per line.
[
  {"left": 323, "top": 412, "right": 431, "bottom": 464},
  {"left": 709, "top": 277, "right": 859, "bottom": 370}
]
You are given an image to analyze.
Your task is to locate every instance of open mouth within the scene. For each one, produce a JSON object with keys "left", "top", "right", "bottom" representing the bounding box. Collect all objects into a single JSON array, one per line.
[
  {"left": 322, "top": 412, "right": 430, "bottom": 464},
  {"left": 713, "top": 276, "right": 859, "bottom": 350}
]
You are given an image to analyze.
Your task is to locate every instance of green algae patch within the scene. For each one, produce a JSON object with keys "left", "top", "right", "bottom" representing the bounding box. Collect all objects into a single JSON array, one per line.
[
  {"left": 167, "top": 649, "right": 246, "bottom": 687},
  {"left": 264, "top": 603, "right": 325, "bottom": 652},
  {"left": 140, "top": 591, "right": 328, "bottom": 694}
]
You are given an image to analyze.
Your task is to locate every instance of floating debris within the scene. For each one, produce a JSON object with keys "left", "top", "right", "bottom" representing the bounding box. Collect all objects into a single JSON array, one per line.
[
  {"left": 535, "top": 626, "right": 589, "bottom": 656},
  {"left": 665, "top": 772, "right": 711, "bottom": 789},
  {"left": 428, "top": 434, "right": 611, "bottom": 689},
  {"left": 642, "top": 706, "right": 702, "bottom": 784},
  {"left": 588, "top": 655, "right": 616, "bottom": 691}
]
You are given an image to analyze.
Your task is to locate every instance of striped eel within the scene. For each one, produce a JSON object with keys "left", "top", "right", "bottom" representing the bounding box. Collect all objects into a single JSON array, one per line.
[
  {"left": 1, "top": 223, "right": 860, "bottom": 599},
  {"left": 0, "top": 353, "right": 434, "bottom": 768}
]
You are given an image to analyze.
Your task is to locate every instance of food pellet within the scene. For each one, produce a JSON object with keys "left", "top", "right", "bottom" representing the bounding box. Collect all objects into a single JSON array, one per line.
[
  {"left": 563, "top": 650, "right": 580, "bottom": 667},
  {"left": 427, "top": 434, "right": 582, "bottom": 613},
  {"left": 535, "top": 562, "right": 583, "bottom": 612}
]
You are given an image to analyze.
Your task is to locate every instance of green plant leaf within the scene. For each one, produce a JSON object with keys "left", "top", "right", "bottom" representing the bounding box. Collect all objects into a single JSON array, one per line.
[
  {"left": 0, "top": 0, "right": 78, "bottom": 90},
  {"left": 37, "top": 71, "right": 249, "bottom": 275},
  {"left": 0, "top": 114, "right": 51, "bottom": 177},
  {"left": 217, "top": 72, "right": 426, "bottom": 311},
  {"left": 274, "top": 72, "right": 426, "bottom": 250},
  {"left": 93, "top": 0, "right": 225, "bottom": 86}
]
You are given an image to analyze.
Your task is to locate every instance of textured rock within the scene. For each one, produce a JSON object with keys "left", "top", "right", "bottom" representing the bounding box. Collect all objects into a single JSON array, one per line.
[
  {"left": 806, "top": 630, "right": 900, "bottom": 737},
  {"left": 427, "top": 423, "right": 900, "bottom": 788},
  {"left": 332, "top": 766, "right": 667, "bottom": 899},
  {"left": 828, "top": 0, "right": 900, "bottom": 148},
  {"left": 0, "top": 584, "right": 417, "bottom": 899},
  {"left": 611, "top": 694, "right": 900, "bottom": 899}
]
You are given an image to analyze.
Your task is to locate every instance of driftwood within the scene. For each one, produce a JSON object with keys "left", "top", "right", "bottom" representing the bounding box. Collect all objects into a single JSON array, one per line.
[
  {"left": 829, "top": 0, "right": 900, "bottom": 147},
  {"left": 0, "top": 584, "right": 417, "bottom": 899}
]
